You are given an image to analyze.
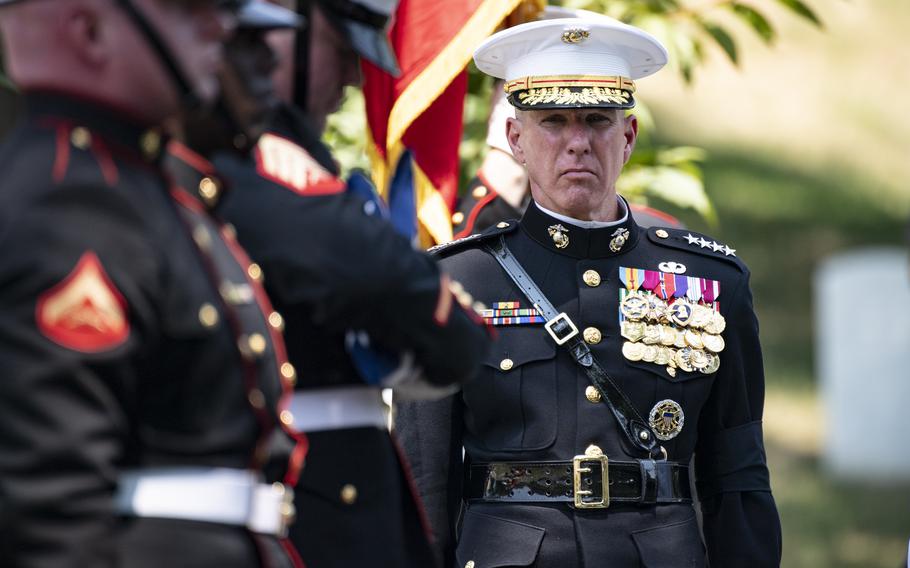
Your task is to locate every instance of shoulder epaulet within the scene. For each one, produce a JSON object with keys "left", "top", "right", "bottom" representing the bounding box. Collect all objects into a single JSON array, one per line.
[
  {"left": 427, "top": 219, "right": 518, "bottom": 257},
  {"left": 646, "top": 227, "right": 747, "bottom": 272}
]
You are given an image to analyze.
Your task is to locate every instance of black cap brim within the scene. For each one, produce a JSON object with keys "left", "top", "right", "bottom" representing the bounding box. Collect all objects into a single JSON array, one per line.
[
  {"left": 237, "top": 1, "right": 303, "bottom": 30},
  {"left": 340, "top": 18, "right": 399, "bottom": 76}
]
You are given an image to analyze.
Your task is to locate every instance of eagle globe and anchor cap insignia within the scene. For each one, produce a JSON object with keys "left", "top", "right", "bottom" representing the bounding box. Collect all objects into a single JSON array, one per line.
[{"left": 36, "top": 251, "right": 130, "bottom": 353}]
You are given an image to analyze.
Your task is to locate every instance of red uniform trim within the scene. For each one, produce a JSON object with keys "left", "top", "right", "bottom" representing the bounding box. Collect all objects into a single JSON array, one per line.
[
  {"left": 52, "top": 124, "right": 70, "bottom": 183},
  {"left": 168, "top": 140, "right": 216, "bottom": 175},
  {"left": 432, "top": 273, "right": 454, "bottom": 326},
  {"left": 454, "top": 170, "right": 501, "bottom": 240},
  {"left": 629, "top": 203, "right": 682, "bottom": 228},
  {"left": 254, "top": 132, "right": 345, "bottom": 197},
  {"left": 90, "top": 136, "right": 120, "bottom": 187}
]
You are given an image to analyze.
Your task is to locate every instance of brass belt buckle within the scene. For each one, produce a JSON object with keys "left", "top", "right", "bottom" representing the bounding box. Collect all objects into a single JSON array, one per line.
[
  {"left": 573, "top": 445, "right": 610, "bottom": 509},
  {"left": 544, "top": 312, "right": 579, "bottom": 345}
]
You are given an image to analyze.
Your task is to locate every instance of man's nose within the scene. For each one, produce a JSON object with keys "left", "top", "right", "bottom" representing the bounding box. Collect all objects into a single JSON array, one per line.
[{"left": 565, "top": 121, "right": 591, "bottom": 155}]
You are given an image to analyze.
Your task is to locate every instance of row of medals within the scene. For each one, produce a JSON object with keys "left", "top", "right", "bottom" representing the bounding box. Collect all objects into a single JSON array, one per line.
[{"left": 619, "top": 291, "right": 726, "bottom": 377}]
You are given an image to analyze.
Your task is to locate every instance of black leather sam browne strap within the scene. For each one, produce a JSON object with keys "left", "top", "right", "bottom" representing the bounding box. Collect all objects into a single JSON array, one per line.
[{"left": 485, "top": 236, "right": 664, "bottom": 460}]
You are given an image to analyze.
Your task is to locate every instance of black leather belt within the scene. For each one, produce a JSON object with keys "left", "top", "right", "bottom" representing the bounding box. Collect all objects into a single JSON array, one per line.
[{"left": 467, "top": 457, "right": 691, "bottom": 508}]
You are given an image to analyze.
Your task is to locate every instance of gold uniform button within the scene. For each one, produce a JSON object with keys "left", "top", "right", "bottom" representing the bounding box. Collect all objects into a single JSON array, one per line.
[
  {"left": 140, "top": 130, "right": 161, "bottom": 158},
  {"left": 70, "top": 127, "right": 92, "bottom": 150},
  {"left": 465, "top": 562, "right": 476, "bottom": 568},
  {"left": 198, "top": 303, "right": 219, "bottom": 328},
  {"left": 340, "top": 484, "right": 358, "bottom": 505},
  {"left": 585, "top": 385, "right": 602, "bottom": 403},
  {"left": 247, "top": 263, "right": 263, "bottom": 283},
  {"left": 279, "top": 410, "right": 294, "bottom": 426},
  {"left": 451, "top": 211, "right": 465, "bottom": 225},
  {"left": 583, "top": 327, "right": 602, "bottom": 345},
  {"left": 268, "top": 311, "right": 284, "bottom": 331},
  {"left": 198, "top": 177, "right": 220, "bottom": 206},
  {"left": 582, "top": 269, "right": 601, "bottom": 287},
  {"left": 472, "top": 185, "right": 488, "bottom": 199},
  {"left": 248, "top": 389, "right": 266, "bottom": 409},
  {"left": 281, "top": 364, "right": 297, "bottom": 386},
  {"left": 248, "top": 333, "right": 267, "bottom": 355},
  {"left": 656, "top": 229, "right": 670, "bottom": 239},
  {"left": 499, "top": 358, "right": 514, "bottom": 371},
  {"left": 192, "top": 225, "right": 212, "bottom": 250},
  {"left": 496, "top": 221, "right": 510, "bottom": 229}
]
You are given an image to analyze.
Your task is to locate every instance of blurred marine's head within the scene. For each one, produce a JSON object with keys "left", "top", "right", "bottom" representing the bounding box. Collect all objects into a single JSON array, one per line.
[{"left": 0, "top": 0, "right": 237, "bottom": 125}]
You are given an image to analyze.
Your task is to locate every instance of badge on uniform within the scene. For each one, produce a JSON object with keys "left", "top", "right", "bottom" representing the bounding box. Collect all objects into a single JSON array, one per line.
[
  {"left": 36, "top": 251, "right": 130, "bottom": 353},
  {"left": 481, "top": 301, "right": 545, "bottom": 326},
  {"left": 618, "top": 266, "right": 725, "bottom": 378}
]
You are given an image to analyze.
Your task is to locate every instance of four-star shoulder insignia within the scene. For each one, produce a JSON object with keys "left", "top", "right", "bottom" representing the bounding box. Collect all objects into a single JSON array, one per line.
[
  {"left": 254, "top": 132, "right": 345, "bottom": 196},
  {"left": 650, "top": 227, "right": 745, "bottom": 271},
  {"left": 36, "top": 251, "right": 130, "bottom": 353},
  {"left": 427, "top": 220, "right": 518, "bottom": 257}
]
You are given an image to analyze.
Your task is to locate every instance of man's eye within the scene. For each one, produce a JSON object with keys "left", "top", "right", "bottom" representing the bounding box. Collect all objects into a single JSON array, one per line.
[
  {"left": 542, "top": 115, "right": 565, "bottom": 123},
  {"left": 586, "top": 114, "right": 611, "bottom": 124}
]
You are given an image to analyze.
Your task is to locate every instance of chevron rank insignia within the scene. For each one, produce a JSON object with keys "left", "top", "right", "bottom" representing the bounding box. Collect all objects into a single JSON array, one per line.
[
  {"left": 255, "top": 132, "right": 345, "bottom": 196},
  {"left": 36, "top": 252, "right": 130, "bottom": 353}
]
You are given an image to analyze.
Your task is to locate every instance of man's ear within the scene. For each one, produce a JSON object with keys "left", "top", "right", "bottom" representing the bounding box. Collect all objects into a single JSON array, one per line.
[
  {"left": 622, "top": 113, "right": 638, "bottom": 164},
  {"left": 506, "top": 116, "right": 524, "bottom": 164},
  {"left": 64, "top": 5, "right": 108, "bottom": 69}
]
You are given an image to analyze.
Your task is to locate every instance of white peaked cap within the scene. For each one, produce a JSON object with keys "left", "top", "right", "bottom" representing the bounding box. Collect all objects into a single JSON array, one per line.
[{"left": 474, "top": 17, "right": 667, "bottom": 83}]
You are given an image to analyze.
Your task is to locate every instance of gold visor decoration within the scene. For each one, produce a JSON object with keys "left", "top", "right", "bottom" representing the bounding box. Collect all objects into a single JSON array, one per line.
[{"left": 516, "top": 86, "right": 631, "bottom": 107}]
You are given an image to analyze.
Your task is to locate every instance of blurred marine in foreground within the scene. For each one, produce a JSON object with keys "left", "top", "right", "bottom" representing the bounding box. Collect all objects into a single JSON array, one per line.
[
  {"left": 212, "top": 0, "right": 492, "bottom": 566},
  {"left": 0, "top": 0, "right": 301, "bottom": 566}
]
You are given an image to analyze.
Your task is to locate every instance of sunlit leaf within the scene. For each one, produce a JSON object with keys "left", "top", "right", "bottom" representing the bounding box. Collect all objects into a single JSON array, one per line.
[
  {"left": 700, "top": 20, "right": 738, "bottom": 64},
  {"left": 729, "top": 2, "right": 775, "bottom": 44},
  {"left": 618, "top": 165, "right": 718, "bottom": 226},
  {"left": 776, "top": 0, "right": 822, "bottom": 27}
]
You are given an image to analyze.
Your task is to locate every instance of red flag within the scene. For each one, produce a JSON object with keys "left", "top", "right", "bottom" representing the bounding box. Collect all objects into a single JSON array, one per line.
[{"left": 362, "top": 0, "right": 532, "bottom": 246}]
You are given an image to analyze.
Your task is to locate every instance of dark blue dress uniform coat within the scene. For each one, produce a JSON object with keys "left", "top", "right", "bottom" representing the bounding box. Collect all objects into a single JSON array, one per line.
[
  {"left": 396, "top": 201, "right": 782, "bottom": 568},
  {"left": 215, "top": 104, "right": 491, "bottom": 568},
  {"left": 0, "top": 93, "right": 296, "bottom": 568}
]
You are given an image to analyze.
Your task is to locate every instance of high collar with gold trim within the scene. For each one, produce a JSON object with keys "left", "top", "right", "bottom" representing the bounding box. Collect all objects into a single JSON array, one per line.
[
  {"left": 520, "top": 197, "right": 641, "bottom": 259},
  {"left": 24, "top": 90, "right": 166, "bottom": 164}
]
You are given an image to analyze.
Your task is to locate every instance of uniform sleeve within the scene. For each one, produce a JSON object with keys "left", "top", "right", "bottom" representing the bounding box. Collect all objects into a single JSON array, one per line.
[
  {"left": 221, "top": 182, "right": 490, "bottom": 387},
  {"left": 0, "top": 185, "right": 159, "bottom": 567},
  {"left": 395, "top": 395, "right": 465, "bottom": 568},
  {"left": 694, "top": 268, "right": 782, "bottom": 567}
]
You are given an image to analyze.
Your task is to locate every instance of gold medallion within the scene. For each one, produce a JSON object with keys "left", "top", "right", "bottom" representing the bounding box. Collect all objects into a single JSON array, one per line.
[
  {"left": 673, "top": 328, "right": 688, "bottom": 349},
  {"left": 675, "top": 347, "right": 695, "bottom": 372},
  {"left": 645, "top": 295, "right": 668, "bottom": 322},
  {"left": 622, "top": 341, "right": 645, "bottom": 362},
  {"left": 649, "top": 399, "right": 685, "bottom": 441},
  {"left": 704, "top": 311, "right": 727, "bottom": 335},
  {"left": 620, "top": 320, "right": 646, "bottom": 342},
  {"left": 684, "top": 328, "right": 704, "bottom": 350},
  {"left": 701, "top": 332, "right": 725, "bottom": 353},
  {"left": 620, "top": 292, "right": 648, "bottom": 321},
  {"left": 690, "top": 304, "right": 713, "bottom": 329},
  {"left": 547, "top": 224, "right": 570, "bottom": 249},
  {"left": 689, "top": 349, "right": 710, "bottom": 370},
  {"left": 642, "top": 325, "right": 661, "bottom": 345},
  {"left": 642, "top": 345, "right": 659, "bottom": 363},
  {"left": 659, "top": 325, "right": 677, "bottom": 346},
  {"left": 702, "top": 352, "right": 721, "bottom": 374},
  {"left": 655, "top": 346, "right": 673, "bottom": 366}
]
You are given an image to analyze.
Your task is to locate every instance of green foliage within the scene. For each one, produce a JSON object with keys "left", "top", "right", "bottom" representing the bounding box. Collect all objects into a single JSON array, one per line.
[{"left": 324, "top": 0, "right": 824, "bottom": 227}]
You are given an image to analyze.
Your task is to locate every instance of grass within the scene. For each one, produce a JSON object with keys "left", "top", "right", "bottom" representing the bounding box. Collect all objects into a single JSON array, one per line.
[{"left": 649, "top": 141, "right": 910, "bottom": 568}]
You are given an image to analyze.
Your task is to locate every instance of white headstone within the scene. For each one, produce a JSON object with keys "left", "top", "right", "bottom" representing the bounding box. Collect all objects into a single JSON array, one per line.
[{"left": 816, "top": 247, "right": 910, "bottom": 480}]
